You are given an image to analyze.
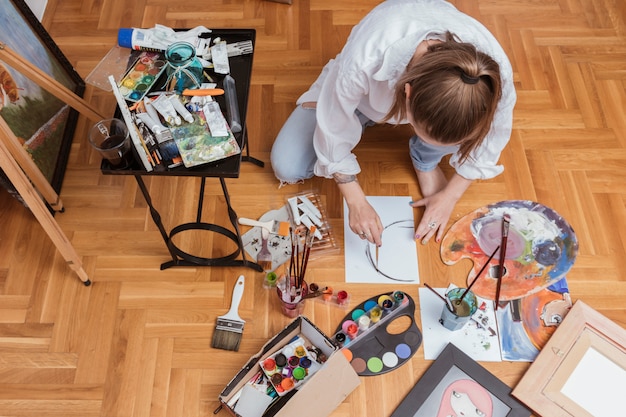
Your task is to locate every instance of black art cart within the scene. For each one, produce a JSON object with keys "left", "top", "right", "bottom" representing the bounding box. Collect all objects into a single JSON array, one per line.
[{"left": 102, "top": 28, "right": 263, "bottom": 272}]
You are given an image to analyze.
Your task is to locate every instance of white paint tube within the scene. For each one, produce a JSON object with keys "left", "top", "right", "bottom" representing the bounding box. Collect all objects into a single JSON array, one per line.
[
  {"left": 136, "top": 112, "right": 164, "bottom": 134},
  {"left": 151, "top": 94, "right": 181, "bottom": 126},
  {"left": 117, "top": 25, "right": 212, "bottom": 55},
  {"left": 167, "top": 95, "right": 195, "bottom": 123}
]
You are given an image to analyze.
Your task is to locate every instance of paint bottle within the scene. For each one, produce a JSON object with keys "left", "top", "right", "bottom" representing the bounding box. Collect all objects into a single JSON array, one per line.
[
  {"left": 263, "top": 358, "right": 277, "bottom": 374},
  {"left": 335, "top": 332, "right": 346, "bottom": 347},
  {"left": 336, "top": 290, "right": 350, "bottom": 306},
  {"left": 369, "top": 306, "right": 382, "bottom": 323},
  {"left": 274, "top": 353, "right": 287, "bottom": 368},
  {"left": 292, "top": 367, "right": 306, "bottom": 381},
  {"left": 358, "top": 315, "right": 371, "bottom": 331}
]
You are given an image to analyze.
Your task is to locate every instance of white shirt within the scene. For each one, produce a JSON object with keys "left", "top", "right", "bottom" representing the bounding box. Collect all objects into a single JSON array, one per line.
[{"left": 298, "top": 0, "right": 516, "bottom": 180}]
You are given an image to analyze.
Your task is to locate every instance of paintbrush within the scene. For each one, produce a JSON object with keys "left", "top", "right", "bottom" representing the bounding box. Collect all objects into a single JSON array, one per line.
[
  {"left": 211, "top": 275, "right": 246, "bottom": 351},
  {"left": 494, "top": 214, "right": 510, "bottom": 310},
  {"left": 256, "top": 228, "right": 272, "bottom": 272},
  {"left": 238, "top": 217, "right": 290, "bottom": 237},
  {"left": 459, "top": 245, "right": 500, "bottom": 303}
]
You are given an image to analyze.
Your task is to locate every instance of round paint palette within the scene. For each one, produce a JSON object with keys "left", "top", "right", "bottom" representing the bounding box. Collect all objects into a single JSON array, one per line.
[
  {"left": 440, "top": 200, "right": 578, "bottom": 301},
  {"left": 333, "top": 291, "right": 422, "bottom": 376}
]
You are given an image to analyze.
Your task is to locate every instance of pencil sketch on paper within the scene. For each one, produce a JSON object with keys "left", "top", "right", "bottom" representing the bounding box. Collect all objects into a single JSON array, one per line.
[{"left": 344, "top": 196, "right": 420, "bottom": 284}]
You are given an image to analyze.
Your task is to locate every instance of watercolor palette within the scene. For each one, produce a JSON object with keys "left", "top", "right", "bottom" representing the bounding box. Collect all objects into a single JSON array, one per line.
[
  {"left": 117, "top": 51, "right": 166, "bottom": 102},
  {"left": 333, "top": 290, "right": 422, "bottom": 376}
]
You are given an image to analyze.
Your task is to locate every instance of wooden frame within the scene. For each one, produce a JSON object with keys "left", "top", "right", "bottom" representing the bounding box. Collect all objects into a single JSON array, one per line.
[
  {"left": 0, "top": 0, "right": 85, "bottom": 199},
  {"left": 391, "top": 343, "right": 530, "bottom": 417},
  {"left": 512, "top": 300, "right": 626, "bottom": 417}
]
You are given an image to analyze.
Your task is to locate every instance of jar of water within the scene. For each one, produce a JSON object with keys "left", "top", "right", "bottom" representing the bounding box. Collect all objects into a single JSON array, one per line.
[{"left": 165, "top": 41, "right": 203, "bottom": 92}]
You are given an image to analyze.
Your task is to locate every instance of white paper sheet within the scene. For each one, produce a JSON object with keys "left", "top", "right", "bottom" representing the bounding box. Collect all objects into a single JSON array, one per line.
[
  {"left": 561, "top": 346, "right": 625, "bottom": 417},
  {"left": 344, "top": 196, "right": 419, "bottom": 284}
]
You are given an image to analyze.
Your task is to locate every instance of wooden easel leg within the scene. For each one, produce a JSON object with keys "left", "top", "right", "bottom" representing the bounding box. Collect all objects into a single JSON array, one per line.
[
  {"left": 0, "top": 122, "right": 90, "bottom": 285},
  {"left": 0, "top": 116, "right": 64, "bottom": 211}
]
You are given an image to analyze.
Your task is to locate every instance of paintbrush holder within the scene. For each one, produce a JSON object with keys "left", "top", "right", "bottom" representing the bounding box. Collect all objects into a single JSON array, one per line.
[
  {"left": 276, "top": 275, "right": 308, "bottom": 318},
  {"left": 439, "top": 287, "right": 478, "bottom": 331}
]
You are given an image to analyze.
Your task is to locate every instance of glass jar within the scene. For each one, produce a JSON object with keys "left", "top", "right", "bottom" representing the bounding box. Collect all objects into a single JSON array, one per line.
[{"left": 165, "top": 41, "right": 203, "bottom": 93}]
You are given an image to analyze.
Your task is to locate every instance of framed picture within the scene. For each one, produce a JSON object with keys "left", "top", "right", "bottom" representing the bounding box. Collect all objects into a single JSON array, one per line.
[
  {"left": 512, "top": 300, "right": 626, "bottom": 417},
  {"left": 0, "top": 0, "right": 84, "bottom": 198},
  {"left": 391, "top": 342, "right": 531, "bottom": 417}
]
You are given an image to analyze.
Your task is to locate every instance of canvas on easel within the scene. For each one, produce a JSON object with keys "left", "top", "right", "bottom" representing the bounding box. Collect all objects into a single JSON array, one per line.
[{"left": 0, "top": 0, "right": 87, "bottom": 207}]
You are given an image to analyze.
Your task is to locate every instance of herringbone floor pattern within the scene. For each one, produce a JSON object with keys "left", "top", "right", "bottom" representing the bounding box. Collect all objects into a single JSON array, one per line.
[{"left": 0, "top": 0, "right": 625, "bottom": 416}]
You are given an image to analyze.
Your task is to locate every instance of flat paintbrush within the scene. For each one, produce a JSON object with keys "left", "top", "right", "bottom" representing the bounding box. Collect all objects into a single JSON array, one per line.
[
  {"left": 211, "top": 275, "right": 245, "bottom": 351},
  {"left": 256, "top": 228, "right": 272, "bottom": 272}
]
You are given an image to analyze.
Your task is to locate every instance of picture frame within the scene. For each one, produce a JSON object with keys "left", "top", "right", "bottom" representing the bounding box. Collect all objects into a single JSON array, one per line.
[
  {"left": 0, "top": 0, "right": 84, "bottom": 199},
  {"left": 512, "top": 300, "right": 626, "bottom": 417},
  {"left": 391, "top": 342, "right": 531, "bottom": 417}
]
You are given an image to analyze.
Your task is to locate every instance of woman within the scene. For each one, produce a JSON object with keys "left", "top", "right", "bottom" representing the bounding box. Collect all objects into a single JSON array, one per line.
[{"left": 270, "top": 0, "right": 516, "bottom": 247}]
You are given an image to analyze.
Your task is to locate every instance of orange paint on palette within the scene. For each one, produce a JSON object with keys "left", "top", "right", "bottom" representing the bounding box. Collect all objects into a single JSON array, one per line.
[{"left": 341, "top": 348, "right": 353, "bottom": 362}]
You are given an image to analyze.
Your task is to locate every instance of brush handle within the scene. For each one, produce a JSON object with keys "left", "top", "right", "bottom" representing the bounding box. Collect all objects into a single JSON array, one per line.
[
  {"left": 223, "top": 275, "right": 245, "bottom": 322},
  {"left": 238, "top": 217, "right": 272, "bottom": 232}
]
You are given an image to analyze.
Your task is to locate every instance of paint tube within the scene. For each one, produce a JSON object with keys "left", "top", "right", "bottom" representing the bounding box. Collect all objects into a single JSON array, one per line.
[
  {"left": 136, "top": 112, "right": 164, "bottom": 134},
  {"left": 151, "top": 94, "right": 181, "bottom": 126},
  {"left": 168, "top": 95, "right": 195, "bottom": 123},
  {"left": 143, "top": 97, "right": 163, "bottom": 127},
  {"left": 117, "top": 24, "right": 212, "bottom": 55}
]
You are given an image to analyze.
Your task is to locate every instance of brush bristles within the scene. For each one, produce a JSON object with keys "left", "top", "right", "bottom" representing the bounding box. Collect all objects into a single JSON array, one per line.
[
  {"left": 257, "top": 261, "right": 272, "bottom": 271},
  {"left": 211, "top": 329, "right": 242, "bottom": 351},
  {"left": 277, "top": 221, "right": 291, "bottom": 237},
  {"left": 211, "top": 318, "right": 244, "bottom": 351}
]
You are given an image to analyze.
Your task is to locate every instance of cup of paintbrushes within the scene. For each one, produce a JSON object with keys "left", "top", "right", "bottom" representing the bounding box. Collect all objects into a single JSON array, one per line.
[
  {"left": 276, "top": 272, "right": 308, "bottom": 319},
  {"left": 439, "top": 287, "right": 478, "bottom": 331}
]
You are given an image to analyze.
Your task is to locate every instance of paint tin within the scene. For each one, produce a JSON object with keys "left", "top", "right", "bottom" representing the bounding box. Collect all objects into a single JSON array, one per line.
[
  {"left": 358, "top": 315, "right": 371, "bottom": 331},
  {"left": 336, "top": 290, "right": 350, "bottom": 306},
  {"left": 274, "top": 353, "right": 287, "bottom": 368},
  {"left": 263, "top": 358, "right": 277, "bottom": 374},
  {"left": 439, "top": 287, "right": 478, "bottom": 331},
  {"left": 288, "top": 356, "right": 300, "bottom": 367},
  {"left": 292, "top": 367, "right": 306, "bottom": 381},
  {"left": 270, "top": 373, "right": 283, "bottom": 386},
  {"left": 299, "top": 357, "right": 312, "bottom": 368},
  {"left": 322, "top": 287, "right": 334, "bottom": 302},
  {"left": 370, "top": 306, "right": 382, "bottom": 323}
]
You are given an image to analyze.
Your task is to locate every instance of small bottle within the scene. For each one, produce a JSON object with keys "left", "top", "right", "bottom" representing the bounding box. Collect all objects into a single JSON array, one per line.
[{"left": 165, "top": 42, "right": 203, "bottom": 93}]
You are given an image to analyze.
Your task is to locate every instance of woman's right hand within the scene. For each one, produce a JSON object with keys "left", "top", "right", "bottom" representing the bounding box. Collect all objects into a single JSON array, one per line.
[{"left": 337, "top": 178, "right": 383, "bottom": 246}]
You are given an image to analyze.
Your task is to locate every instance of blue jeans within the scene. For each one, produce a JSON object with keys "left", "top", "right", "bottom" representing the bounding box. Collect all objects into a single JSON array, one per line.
[{"left": 270, "top": 104, "right": 457, "bottom": 183}]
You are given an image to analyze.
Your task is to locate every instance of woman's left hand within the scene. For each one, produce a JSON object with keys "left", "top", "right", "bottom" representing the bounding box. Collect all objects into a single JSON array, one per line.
[
  {"left": 410, "top": 191, "right": 456, "bottom": 244},
  {"left": 410, "top": 173, "right": 473, "bottom": 245}
]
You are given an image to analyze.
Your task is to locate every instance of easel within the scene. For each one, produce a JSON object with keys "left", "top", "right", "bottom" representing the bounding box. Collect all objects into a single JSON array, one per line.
[{"left": 0, "top": 41, "right": 106, "bottom": 286}]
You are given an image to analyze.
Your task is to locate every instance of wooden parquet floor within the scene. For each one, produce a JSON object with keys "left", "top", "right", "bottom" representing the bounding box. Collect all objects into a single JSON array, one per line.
[{"left": 1, "top": 0, "right": 625, "bottom": 416}]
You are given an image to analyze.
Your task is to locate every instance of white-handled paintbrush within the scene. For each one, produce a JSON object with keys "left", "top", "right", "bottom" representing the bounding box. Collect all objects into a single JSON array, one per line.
[
  {"left": 211, "top": 275, "right": 245, "bottom": 351},
  {"left": 238, "top": 217, "right": 290, "bottom": 236}
]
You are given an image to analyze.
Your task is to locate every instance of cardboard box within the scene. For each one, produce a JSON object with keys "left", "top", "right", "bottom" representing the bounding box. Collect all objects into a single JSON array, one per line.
[{"left": 218, "top": 316, "right": 360, "bottom": 417}]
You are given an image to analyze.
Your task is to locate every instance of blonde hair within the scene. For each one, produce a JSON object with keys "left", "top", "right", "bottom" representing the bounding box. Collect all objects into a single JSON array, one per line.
[{"left": 384, "top": 32, "right": 502, "bottom": 163}]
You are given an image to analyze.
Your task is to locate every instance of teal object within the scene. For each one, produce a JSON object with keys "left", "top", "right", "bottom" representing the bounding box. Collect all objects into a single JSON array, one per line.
[{"left": 165, "top": 41, "right": 203, "bottom": 93}]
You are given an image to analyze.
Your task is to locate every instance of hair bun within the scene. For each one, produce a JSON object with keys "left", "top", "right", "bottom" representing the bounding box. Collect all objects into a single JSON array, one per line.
[{"left": 460, "top": 72, "right": 480, "bottom": 84}]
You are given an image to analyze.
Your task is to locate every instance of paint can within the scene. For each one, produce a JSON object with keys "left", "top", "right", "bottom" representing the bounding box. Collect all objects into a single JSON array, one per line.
[{"left": 439, "top": 287, "right": 478, "bottom": 331}]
